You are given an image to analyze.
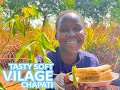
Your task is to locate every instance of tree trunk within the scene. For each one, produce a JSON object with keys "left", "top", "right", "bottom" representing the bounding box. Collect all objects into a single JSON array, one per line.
[{"left": 42, "top": 15, "right": 47, "bottom": 27}]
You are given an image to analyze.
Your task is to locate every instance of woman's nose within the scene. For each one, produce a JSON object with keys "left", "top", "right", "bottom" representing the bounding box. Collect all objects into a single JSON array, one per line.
[{"left": 67, "top": 30, "right": 76, "bottom": 37}]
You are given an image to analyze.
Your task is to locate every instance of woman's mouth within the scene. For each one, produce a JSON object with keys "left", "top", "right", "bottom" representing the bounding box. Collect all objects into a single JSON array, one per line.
[{"left": 66, "top": 39, "right": 78, "bottom": 43}]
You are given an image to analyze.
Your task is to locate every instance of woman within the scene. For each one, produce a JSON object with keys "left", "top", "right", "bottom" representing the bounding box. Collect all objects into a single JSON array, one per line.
[{"left": 36, "top": 10, "right": 100, "bottom": 90}]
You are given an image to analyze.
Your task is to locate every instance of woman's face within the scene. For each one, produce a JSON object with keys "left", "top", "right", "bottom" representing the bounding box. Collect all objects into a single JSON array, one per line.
[{"left": 56, "top": 12, "right": 85, "bottom": 53}]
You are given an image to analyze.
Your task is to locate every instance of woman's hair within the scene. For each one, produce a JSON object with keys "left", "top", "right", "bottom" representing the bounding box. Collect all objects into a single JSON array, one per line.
[{"left": 56, "top": 10, "right": 84, "bottom": 29}]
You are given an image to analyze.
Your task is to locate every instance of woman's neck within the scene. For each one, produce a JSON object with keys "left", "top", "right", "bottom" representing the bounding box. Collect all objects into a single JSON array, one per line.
[{"left": 59, "top": 47, "right": 78, "bottom": 65}]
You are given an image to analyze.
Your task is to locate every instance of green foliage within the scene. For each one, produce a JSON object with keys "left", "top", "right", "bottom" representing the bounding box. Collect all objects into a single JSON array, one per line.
[
  {"left": 22, "top": 3, "right": 38, "bottom": 18},
  {"left": 116, "top": 36, "right": 120, "bottom": 48},
  {"left": 15, "top": 31, "right": 55, "bottom": 63},
  {"left": 1, "top": 0, "right": 76, "bottom": 27},
  {"left": 0, "top": 66, "right": 3, "bottom": 72},
  {"left": 59, "top": 0, "right": 75, "bottom": 12},
  {"left": 2, "top": 0, "right": 120, "bottom": 23},
  {"left": 40, "top": 88, "right": 46, "bottom": 90},
  {"left": 82, "top": 22, "right": 114, "bottom": 52},
  {"left": 72, "top": 66, "right": 78, "bottom": 88},
  {"left": 0, "top": 82, "right": 6, "bottom": 90},
  {"left": 83, "top": 27, "right": 94, "bottom": 52},
  {"left": 15, "top": 45, "right": 26, "bottom": 62},
  {"left": 5, "top": 15, "right": 26, "bottom": 37},
  {"left": 1, "top": 0, "right": 28, "bottom": 16},
  {"left": 111, "top": 0, "right": 120, "bottom": 22},
  {"left": 75, "top": 0, "right": 119, "bottom": 22}
]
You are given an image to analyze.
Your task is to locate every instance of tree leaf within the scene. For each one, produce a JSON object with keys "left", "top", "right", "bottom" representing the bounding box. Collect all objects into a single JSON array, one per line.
[
  {"left": 28, "top": 3, "right": 33, "bottom": 8},
  {"left": 5, "top": 17, "right": 12, "bottom": 23},
  {"left": 42, "top": 33, "right": 50, "bottom": 44},
  {"left": 31, "top": 54, "right": 38, "bottom": 63},
  {"left": 27, "top": 48, "right": 32, "bottom": 63},
  {"left": 72, "top": 66, "right": 78, "bottom": 88},
  {"left": 15, "top": 20, "right": 26, "bottom": 37},
  {"left": 12, "top": 19, "right": 17, "bottom": 36},
  {"left": 43, "top": 56, "right": 52, "bottom": 63},
  {"left": 30, "top": 8, "right": 35, "bottom": 16},
  {"left": 0, "top": 82, "right": 6, "bottom": 90},
  {"left": 22, "top": 7, "right": 29, "bottom": 18},
  {"left": 39, "top": 43, "right": 46, "bottom": 56},
  {"left": 34, "top": 9, "right": 38, "bottom": 18},
  {"left": 26, "top": 40, "right": 36, "bottom": 49},
  {"left": 40, "top": 88, "right": 46, "bottom": 90},
  {"left": 0, "top": 66, "right": 3, "bottom": 72},
  {"left": 42, "top": 33, "right": 56, "bottom": 52},
  {"left": 14, "top": 45, "right": 26, "bottom": 62},
  {"left": 43, "top": 42, "right": 56, "bottom": 52}
]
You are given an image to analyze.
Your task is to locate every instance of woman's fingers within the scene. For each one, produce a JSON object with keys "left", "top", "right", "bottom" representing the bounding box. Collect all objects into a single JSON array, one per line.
[{"left": 64, "top": 73, "right": 72, "bottom": 84}]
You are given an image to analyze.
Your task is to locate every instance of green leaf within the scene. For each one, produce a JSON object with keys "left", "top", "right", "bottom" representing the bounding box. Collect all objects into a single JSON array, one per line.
[
  {"left": 5, "top": 17, "right": 12, "bottom": 23},
  {"left": 64, "top": 0, "right": 74, "bottom": 5},
  {"left": 43, "top": 42, "right": 56, "bottom": 52},
  {"left": 31, "top": 54, "right": 38, "bottom": 63},
  {"left": 72, "top": 66, "right": 78, "bottom": 88},
  {"left": 27, "top": 48, "right": 32, "bottom": 63},
  {"left": 29, "top": 88, "right": 36, "bottom": 90},
  {"left": 28, "top": 3, "right": 33, "bottom": 8},
  {"left": 43, "top": 56, "right": 52, "bottom": 63},
  {"left": 15, "top": 20, "right": 26, "bottom": 37},
  {"left": 12, "top": 19, "right": 26, "bottom": 36},
  {"left": 33, "top": 57, "right": 38, "bottom": 63},
  {"left": 14, "top": 45, "right": 26, "bottom": 62},
  {"left": 26, "top": 40, "right": 36, "bottom": 49},
  {"left": 0, "top": 66, "right": 3, "bottom": 72},
  {"left": 34, "top": 32, "right": 42, "bottom": 42},
  {"left": 39, "top": 42, "right": 46, "bottom": 56},
  {"left": 12, "top": 20, "right": 17, "bottom": 36},
  {"left": 42, "top": 33, "right": 50, "bottom": 44},
  {"left": 42, "top": 33, "right": 56, "bottom": 52},
  {"left": 40, "top": 88, "right": 46, "bottom": 90},
  {"left": 0, "top": 82, "right": 6, "bottom": 90},
  {"left": 34, "top": 9, "right": 38, "bottom": 18}
]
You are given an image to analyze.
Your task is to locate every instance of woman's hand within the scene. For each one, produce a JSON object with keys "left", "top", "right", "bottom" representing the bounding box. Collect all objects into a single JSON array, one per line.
[{"left": 64, "top": 73, "right": 93, "bottom": 90}]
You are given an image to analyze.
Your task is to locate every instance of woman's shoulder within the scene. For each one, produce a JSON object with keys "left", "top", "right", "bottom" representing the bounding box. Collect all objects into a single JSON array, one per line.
[
  {"left": 78, "top": 50, "right": 100, "bottom": 66},
  {"left": 79, "top": 50, "right": 97, "bottom": 59}
]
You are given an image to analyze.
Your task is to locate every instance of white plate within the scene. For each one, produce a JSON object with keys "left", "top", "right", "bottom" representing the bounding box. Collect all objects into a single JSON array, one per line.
[{"left": 69, "top": 72, "right": 119, "bottom": 87}]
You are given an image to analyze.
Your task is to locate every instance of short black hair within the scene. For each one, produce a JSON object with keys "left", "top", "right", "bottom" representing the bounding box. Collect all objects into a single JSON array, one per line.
[{"left": 56, "top": 10, "right": 84, "bottom": 30}]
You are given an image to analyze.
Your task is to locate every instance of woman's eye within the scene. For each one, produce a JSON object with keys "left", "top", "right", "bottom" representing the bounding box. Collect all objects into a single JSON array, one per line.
[
  {"left": 74, "top": 27, "right": 82, "bottom": 32},
  {"left": 60, "top": 28, "right": 68, "bottom": 33}
]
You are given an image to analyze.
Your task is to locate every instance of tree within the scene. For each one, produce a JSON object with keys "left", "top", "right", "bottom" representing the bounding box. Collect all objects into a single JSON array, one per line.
[
  {"left": 29, "top": 0, "right": 75, "bottom": 26},
  {"left": 75, "top": 0, "right": 117, "bottom": 23},
  {"left": 111, "top": 0, "right": 120, "bottom": 22},
  {"left": 1, "top": 0, "right": 75, "bottom": 26},
  {"left": 1, "top": 0, "right": 29, "bottom": 17}
]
